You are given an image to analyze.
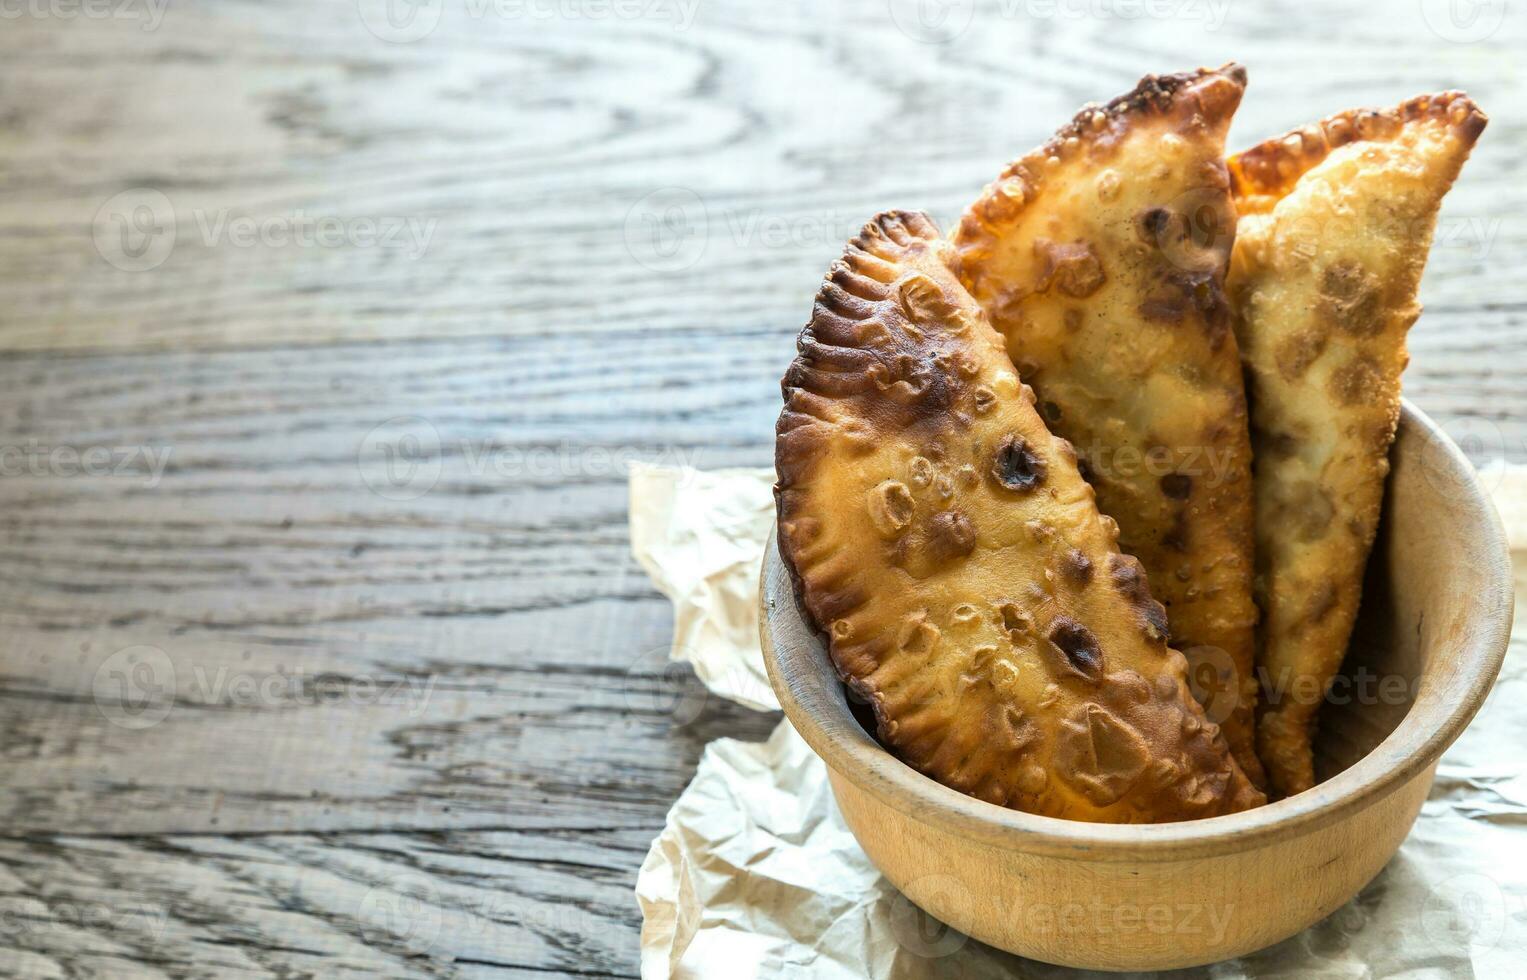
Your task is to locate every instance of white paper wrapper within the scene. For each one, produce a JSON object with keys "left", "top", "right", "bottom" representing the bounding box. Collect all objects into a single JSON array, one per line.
[
  {"left": 632, "top": 465, "right": 1527, "bottom": 978},
  {"left": 629, "top": 463, "right": 779, "bottom": 712}
]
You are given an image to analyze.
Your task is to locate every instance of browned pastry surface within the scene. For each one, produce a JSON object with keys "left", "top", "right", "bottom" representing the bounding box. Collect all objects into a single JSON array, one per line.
[
  {"left": 1227, "top": 92, "right": 1486, "bottom": 796},
  {"left": 775, "top": 210, "right": 1264, "bottom": 822},
  {"left": 951, "top": 65, "right": 1265, "bottom": 788}
]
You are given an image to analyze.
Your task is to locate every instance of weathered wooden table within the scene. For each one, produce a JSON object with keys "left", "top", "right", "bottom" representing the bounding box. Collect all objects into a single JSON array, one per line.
[{"left": 0, "top": 2, "right": 1520, "bottom": 976}]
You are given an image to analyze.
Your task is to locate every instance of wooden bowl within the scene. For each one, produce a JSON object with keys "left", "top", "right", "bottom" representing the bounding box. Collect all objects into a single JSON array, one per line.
[{"left": 759, "top": 401, "right": 1513, "bottom": 971}]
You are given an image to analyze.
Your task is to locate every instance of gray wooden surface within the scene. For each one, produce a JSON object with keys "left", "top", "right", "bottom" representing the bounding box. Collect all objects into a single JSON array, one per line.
[{"left": 0, "top": 1, "right": 1521, "bottom": 976}]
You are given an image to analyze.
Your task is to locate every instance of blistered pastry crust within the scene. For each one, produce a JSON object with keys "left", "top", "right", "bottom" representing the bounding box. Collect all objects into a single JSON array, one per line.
[
  {"left": 1227, "top": 93, "right": 1487, "bottom": 796},
  {"left": 951, "top": 65, "right": 1266, "bottom": 787},
  {"left": 776, "top": 211, "right": 1264, "bottom": 822},
  {"left": 1230, "top": 91, "right": 1486, "bottom": 213}
]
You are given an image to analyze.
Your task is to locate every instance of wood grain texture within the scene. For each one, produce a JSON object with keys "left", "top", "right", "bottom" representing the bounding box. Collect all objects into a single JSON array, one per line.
[
  {"left": 0, "top": 828, "right": 653, "bottom": 978},
  {"left": 0, "top": 1, "right": 1521, "bottom": 357},
  {"left": 0, "top": 332, "right": 782, "bottom": 836},
  {"left": 0, "top": 0, "right": 1522, "bottom": 975}
]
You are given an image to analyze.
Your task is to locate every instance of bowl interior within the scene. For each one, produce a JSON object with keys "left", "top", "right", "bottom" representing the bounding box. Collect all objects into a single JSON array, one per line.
[
  {"left": 762, "top": 400, "right": 1514, "bottom": 856},
  {"left": 1314, "top": 520, "right": 1413, "bottom": 782}
]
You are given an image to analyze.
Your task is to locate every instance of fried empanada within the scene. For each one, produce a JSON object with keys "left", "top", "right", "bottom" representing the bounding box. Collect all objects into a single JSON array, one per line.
[
  {"left": 950, "top": 66, "right": 1265, "bottom": 787},
  {"left": 775, "top": 210, "right": 1264, "bottom": 822},
  {"left": 1227, "top": 93, "right": 1487, "bottom": 796}
]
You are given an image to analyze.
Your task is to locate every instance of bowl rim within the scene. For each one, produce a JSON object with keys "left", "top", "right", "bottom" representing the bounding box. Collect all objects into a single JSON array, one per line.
[{"left": 760, "top": 400, "right": 1515, "bottom": 861}]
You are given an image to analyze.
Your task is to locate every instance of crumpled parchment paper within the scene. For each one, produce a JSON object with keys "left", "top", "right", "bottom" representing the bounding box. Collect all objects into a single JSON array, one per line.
[
  {"left": 629, "top": 463, "right": 779, "bottom": 712},
  {"left": 632, "top": 464, "right": 1527, "bottom": 978}
]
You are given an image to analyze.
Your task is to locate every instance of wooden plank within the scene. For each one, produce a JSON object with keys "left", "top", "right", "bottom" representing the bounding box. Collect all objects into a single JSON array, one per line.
[
  {"left": 0, "top": 828, "right": 650, "bottom": 978},
  {"left": 0, "top": 328, "right": 787, "bottom": 835},
  {"left": 0, "top": 1, "right": 1520, "bottom": 353}
]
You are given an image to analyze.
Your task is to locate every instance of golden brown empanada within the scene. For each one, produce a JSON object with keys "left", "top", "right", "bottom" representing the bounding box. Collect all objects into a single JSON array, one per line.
[
  {"left": 776, "top": 210, "right": 1264, "bottom": 822},
  {"left": 1227, "top": 93, "right": 1487, "bottom": 796},
  {"left": 951, "top": 66, "right": 1265, "bottom": 787}
]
